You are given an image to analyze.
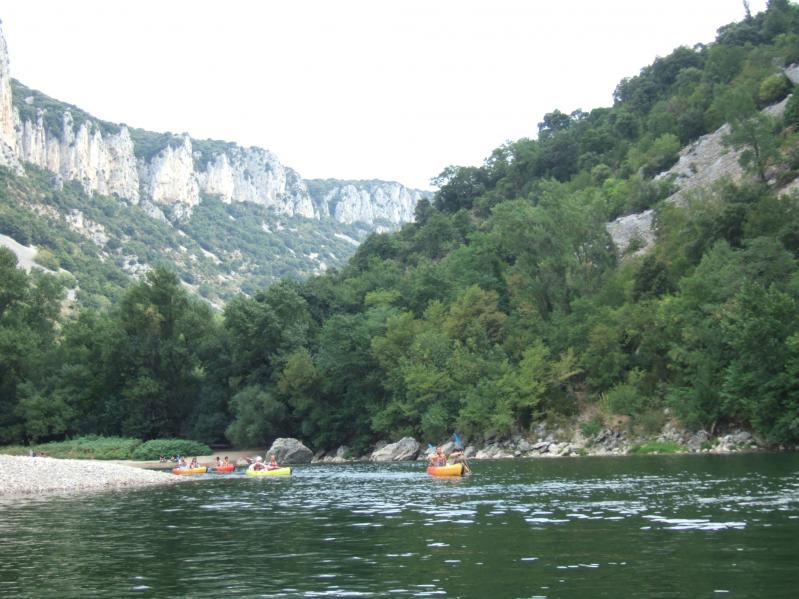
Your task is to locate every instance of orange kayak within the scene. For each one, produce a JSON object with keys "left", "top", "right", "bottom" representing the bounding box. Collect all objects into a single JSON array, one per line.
[
  {"left": 212, "top": 464, "right": 236, "bottom": 473},
  {"left": 427, "top": 463, "right": 466, "bottom": 477}
]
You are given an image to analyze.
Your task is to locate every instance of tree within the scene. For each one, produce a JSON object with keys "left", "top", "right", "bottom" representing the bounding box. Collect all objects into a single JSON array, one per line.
[{"left": 724, "top": 112, "right": 781, "bottom": 182}]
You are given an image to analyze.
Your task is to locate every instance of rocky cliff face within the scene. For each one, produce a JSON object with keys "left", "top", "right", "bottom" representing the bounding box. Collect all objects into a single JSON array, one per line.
[
  {"left": 197, "top": 145, "right": 315, "bottom": 218},
  {"left": 0, "top": 24, "right": 421, "bottom": 227},
  {"left": 607, "top": 93, "right": 792, "bottom": 256},
  {"left": 0, "top": 27, "right": 21, "bottom": 173},
  {"left": 307, "top": 179, "right": 428, "bottom": 226}
]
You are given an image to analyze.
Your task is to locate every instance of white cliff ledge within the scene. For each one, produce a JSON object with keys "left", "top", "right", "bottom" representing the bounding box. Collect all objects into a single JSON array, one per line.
[{"left": 0, "top": 24, "right": 424, "bottom": 227}]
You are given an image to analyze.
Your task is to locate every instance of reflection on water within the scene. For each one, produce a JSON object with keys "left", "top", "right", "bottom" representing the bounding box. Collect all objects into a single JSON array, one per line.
[{"left": 0, "top": 454, "right": 797, "bottom": 598}]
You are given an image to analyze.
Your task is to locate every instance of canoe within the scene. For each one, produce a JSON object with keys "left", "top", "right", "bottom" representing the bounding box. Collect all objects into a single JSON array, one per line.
[
  {"left": 171, "top": 466, "right": 207, "bottom": 475},
  {"left": 246, "top": 466, "right": 292, "bottom": 477},
  {"left": 427, "top": 463, "right": 466, "bottom": 477},
  {"left": 211, "top": 464, "right": 236, "bottom": 473}
]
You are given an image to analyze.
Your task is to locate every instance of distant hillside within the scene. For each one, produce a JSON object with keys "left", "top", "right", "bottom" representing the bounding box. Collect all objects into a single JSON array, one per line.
[{"left": 0, "top": 22, "right": 428, "bottom": 306}]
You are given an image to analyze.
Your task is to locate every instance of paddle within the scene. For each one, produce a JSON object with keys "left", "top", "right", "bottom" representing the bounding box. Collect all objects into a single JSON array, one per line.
[{"left": 452, "top": 433, "right": 471, "bottom": 474}]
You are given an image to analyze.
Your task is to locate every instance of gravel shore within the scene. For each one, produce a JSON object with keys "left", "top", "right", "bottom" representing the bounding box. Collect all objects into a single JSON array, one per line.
[{"left": 0, "top": 454, "right": 186, "bottom": 497}]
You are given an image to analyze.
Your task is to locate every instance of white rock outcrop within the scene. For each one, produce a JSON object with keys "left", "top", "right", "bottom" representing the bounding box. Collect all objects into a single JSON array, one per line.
[
  {"left": 607, "top": 95, "right": 791, "bottom": 256},
  {"left": 311, "top": 180, "right": 425, "bottom": 225},
  {"left": 17, "top": 113, "right": 141, "bottom": 201},
  {"left": 0, "top": 26, "right": 21, "bottom": 173},
  {"left": 198, "top": 146, "right": 315, "bottom": 217},
  {"left": 139, "top": 136, "right": 199, "bottom": 209},
  {"left": 0, "top": 23, "right": 421, "bottom": 227}
]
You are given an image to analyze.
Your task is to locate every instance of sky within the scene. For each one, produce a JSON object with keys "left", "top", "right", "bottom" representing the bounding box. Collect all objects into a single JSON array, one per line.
[{"left": 1, "top": 1, "right": 768, "bottom": 190}]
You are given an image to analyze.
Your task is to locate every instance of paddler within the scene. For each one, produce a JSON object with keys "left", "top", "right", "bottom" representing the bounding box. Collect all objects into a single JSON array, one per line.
[
  {"left": 249, "top": 456, "right": 267, "bottom": 471},
  {"left": 428, "top": 446, "right": 447, "bottom": 467}
]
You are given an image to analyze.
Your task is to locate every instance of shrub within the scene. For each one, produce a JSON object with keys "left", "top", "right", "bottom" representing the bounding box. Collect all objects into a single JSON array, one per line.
[
  {"left": 131, "top": 439, "right": 211, "bottom": 460},
  {"left": 34, "top": 248, "right": 60, "bottom": 270},
  {"left": 580, "top": 416, "right": 603, "bottom": 439},
  {"left": 0, "top": 445, "right": 32, "bottom": 456},
  {"left": 607, "top": 383, "right": 646, "bottom": 416},
  {"left": 629, "top": 440, "right": 685, "bottom": 454},
  {"left": 30, "top": 436, "right": 142, "bottom": 459},
  {"left": 634, "top": 409, "right": 669, "bottom": 435},
  {"left": 784, "top": 88, "right": 799, "bottom": 127},
  {"left": 758, "top": 74, "right": 792, "bottom": 106}
]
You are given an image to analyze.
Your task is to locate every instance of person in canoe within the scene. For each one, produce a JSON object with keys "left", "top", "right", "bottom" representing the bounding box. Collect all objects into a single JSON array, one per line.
[
  {"left": 223, "top": 456, "right": 231, "bottom": 466},
  {"left": 215, "top": 456, "right": 223, "bottom": 468},
  {"left": 248, "top": 456, "right": 267, "bottom": 471},
  {"left": 448, "top": 448, "right": 464, "bottom": 463},
  {"left": 428, "top": 447, "right": 447, "bottom": 467},
  {"left": 189, "top": 457, "right": 199, "bottom": 469},
  {"left": 267, "top": 455, "right": 280, "bottom": 470}
]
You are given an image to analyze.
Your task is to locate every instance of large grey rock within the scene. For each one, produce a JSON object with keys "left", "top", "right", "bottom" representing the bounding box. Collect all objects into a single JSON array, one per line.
[
  {"left": 370, "top": 437, "right": 420, "bottom": 462},
  {"left": 267, "top": 438, "right": 313, "bottom": 464},
  {"left": 685, "top": 430, "right": 709, "bottom": 452}
]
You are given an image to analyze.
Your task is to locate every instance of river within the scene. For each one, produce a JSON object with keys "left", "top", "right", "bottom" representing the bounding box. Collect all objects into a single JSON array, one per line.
[{"left": 1, "top": 453, "right": 797, "bottom": 598}]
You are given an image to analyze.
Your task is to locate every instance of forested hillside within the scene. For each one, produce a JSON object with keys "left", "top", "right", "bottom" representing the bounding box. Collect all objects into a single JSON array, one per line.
[{"left": 2, "top": 2, "right": 799, "bottom": 452}]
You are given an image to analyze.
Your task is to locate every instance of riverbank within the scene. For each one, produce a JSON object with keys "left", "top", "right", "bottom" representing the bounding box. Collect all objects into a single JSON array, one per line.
[
  {"left": 0, "top": 454, "right": 186, "bottom": 498},
  {"left": 314, "top": 424, "right": 779, "bottom": 463}
]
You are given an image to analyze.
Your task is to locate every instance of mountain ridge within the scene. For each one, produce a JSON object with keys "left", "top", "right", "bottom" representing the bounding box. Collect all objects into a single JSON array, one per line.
[{"left": 0, "top": 24, "right": 428, "bottom": 228}]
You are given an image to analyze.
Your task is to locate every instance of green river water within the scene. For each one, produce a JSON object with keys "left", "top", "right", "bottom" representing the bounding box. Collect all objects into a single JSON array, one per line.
[{"left": 0, "top": 453, "right": 797, "bottom": 598}]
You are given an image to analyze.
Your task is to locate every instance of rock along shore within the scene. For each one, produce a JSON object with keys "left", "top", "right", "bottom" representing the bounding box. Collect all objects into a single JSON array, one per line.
[{"left": 0, "top": 455, "right": 185, "bottom": 498}]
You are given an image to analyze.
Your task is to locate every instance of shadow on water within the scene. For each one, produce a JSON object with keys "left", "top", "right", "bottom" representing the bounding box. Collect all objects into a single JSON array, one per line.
[{"left": 1, "top": 453, "right": 798, "bottom": 598}]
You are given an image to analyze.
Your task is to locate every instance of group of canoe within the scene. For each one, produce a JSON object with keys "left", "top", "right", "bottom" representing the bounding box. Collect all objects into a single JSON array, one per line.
[
  {"left": 171, "top": 448, "right": 471, "bottom": 478},
  {"left": 171, "top": 455, "right": 291, "bottom": 477}
]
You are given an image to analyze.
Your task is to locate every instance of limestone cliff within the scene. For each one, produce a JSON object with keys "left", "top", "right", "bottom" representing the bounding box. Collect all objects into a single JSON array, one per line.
[
  {"left": 0, "top": 26, "right": 20, "bottom": 173},
  {"left": 306, "top": 179, "right": 430, "bottom": 226},
  {"left": 607, "top": 93, "right": 792, "bottom": 256},
  {"left": 0, "top": 24, "right": 420, "bottom": 227}
]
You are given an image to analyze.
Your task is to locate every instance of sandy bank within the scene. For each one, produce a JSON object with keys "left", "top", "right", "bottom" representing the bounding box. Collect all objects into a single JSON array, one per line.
[{"left": 0, "top": 455, "right": 186, "bottom": 497}]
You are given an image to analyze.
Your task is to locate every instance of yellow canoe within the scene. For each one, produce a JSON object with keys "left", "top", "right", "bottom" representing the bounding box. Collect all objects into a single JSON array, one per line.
[
  {"left": 171, "top": 466, "right": 207, "bottom": 475},
  {"left": 427, "top": 463, "right": 466, "bottom": 477},
  {"left": 245, "top": 467, "right": 292, "bottom": 477}
]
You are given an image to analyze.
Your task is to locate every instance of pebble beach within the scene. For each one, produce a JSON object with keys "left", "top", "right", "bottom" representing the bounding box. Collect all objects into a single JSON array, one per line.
[{"left": 0, "top": 454, "right": 185, "bottom": 497}]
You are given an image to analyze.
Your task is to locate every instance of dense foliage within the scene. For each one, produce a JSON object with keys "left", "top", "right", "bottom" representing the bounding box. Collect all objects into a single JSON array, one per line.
[
  {"left": 0, "top": 435, "right": 210, "bottom": 460},
  {"left": 0, "top": 166, "right": 369, "bottom": 308},
  {"left": 2, "top": 3, "right": 799, "bottom": 451}
]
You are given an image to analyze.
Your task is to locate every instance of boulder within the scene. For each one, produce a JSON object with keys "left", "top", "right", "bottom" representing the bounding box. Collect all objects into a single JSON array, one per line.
[
  {"left": 730, "top": 430, "right": 753, "bottom": 446},
  {"left": 516, "top": 438, "right": 534, "bottom": 452},
  {"left": 371, "top": 437, "right": 420, "bottom": 462},
  {"left": 267, "top": 438, "right": 313, "bottom": 464},
  {"left": 685, "top": 430, "right": 709, "bottom": 452}
]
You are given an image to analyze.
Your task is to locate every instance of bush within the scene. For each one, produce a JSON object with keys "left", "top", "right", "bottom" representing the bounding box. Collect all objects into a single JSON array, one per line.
[
  {"left": 784, "top": 88, "right": 799, "bottom": 127},
  {"left": 634, "top": 410, "right": 668, "bottom": 435},
  {"left": 607, "top": 383, "right": 646, "bottom": 416},
  {"left": 758, "top": 74, "right": 792, "bottom": 106},
  {"left": 629, "top": 441, "right": 685, "bottom": 454},
  {"left": 29, "top": 436, "right": 142, "bottom": 459},
  {"left": 131, "top": 439, "right": 211, "bottom": 460},
  {"left": 580, "top": 416, "right": 603, "bottom": 439},
  {"left": 0, "top": 445, "right": 32, "bottom": 456}
]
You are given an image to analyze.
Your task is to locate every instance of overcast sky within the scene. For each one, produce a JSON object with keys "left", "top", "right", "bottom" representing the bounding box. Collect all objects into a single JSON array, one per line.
[{"left": 1, "top": 1, "right": 767, "bottom": 190}]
